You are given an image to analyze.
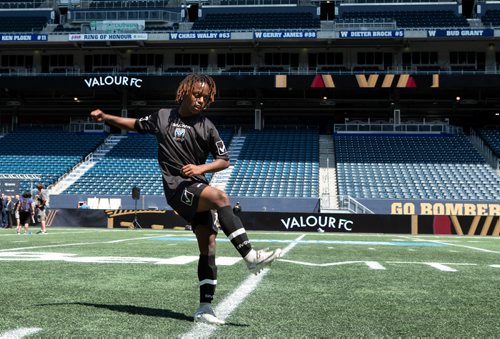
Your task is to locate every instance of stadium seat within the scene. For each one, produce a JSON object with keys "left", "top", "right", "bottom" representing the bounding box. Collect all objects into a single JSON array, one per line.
[
  {"left": 0, "top": 128, "right": 107, "bottom": 191},
  {"left": 335, "top": 133, "right": 500, "bottom": 201},
  {"left": 224, "top": 129, "right": 319, "bottom": 198}
]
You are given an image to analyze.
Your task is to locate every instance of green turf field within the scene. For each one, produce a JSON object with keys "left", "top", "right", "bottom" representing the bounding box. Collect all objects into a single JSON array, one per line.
[{"left": 0, "top": 228, "right": 498, "bottom": 338}]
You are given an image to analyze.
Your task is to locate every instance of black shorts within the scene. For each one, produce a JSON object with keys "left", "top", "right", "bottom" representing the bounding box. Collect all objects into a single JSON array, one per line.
[
  {"left": 167, "top": 181, "right": 219, "bottom": 233},
  {"left": 19, "top": 211, "right": 31, "bottom": 225}
]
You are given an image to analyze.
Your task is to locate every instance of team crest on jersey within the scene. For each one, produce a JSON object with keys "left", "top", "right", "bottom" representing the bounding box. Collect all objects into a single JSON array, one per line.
[{"left": 174, "top": 127, "right": 186, "bottom": 142}]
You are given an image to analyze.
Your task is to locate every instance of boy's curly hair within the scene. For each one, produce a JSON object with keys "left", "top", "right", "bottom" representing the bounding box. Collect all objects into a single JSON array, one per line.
[{"left": 175, "top": 74, "right": 217, "bottom": 106}]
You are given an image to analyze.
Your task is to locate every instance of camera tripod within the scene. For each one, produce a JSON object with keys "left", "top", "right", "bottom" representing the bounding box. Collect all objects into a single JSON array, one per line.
[{"left": 132, "top": 198, "right": 142, "bottom": 229}]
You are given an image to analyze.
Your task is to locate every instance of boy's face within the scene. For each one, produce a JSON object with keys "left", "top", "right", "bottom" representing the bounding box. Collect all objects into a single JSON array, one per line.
[{"left": 181, "top": 81, "right": 211, "bottom": 116}]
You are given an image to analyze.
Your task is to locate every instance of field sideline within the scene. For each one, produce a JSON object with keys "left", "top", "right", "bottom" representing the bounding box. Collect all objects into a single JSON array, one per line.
[{"left": 0, "top": 227, "right": 499, "bottom": 338}]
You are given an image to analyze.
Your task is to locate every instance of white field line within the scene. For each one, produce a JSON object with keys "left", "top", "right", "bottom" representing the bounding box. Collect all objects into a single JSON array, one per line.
[
  {"left": 398, "top": 235, "right": 500, "bottom": 253},
  {"left": 180, "top": 234, "right": 306, "bottom": 339},
  {"left": 0, "top": 327, "right": 42, "bottom": 339},
  {"left": 400, "top": 234, "right": 500, "bottom": 241},
  {"left": 0, "top": 229, "right": 193, "bottom": 238},
  {"left": 0, "top": 235, "right": 166, "bottom": 252},
  {"left": 424, "top": 240, "right": 500, "bottom": 254}
]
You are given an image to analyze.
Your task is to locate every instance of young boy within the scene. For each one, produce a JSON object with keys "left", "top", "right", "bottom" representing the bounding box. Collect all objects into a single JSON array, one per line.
[{"left": 90, "top": 74, "right": 281, "bottom": 325}]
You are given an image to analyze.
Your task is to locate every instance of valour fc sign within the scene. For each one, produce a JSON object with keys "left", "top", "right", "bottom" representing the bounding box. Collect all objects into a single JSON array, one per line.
[{"left": 84, "top": 76, "right": 143, "bottom": 88}]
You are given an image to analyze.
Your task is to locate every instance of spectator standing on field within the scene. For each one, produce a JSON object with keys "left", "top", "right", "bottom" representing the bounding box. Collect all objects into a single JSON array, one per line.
[
  {"left": 35, "top": 183, "right": 48, "bottom": 234},
  {"left": 5, "top": 196, "right": 14, "bottom": 228},
  {"left": 233, "top": 201, "right": 242, "bottom": 216},
  {"left": 0, "top": 193, "right": 6, "bottom": 228},
  {"left": 13, "top": 194, "right": 20, "bottom": 230},
  {"left": 17, "top": 191, "right": 34, "bottom": 235}
]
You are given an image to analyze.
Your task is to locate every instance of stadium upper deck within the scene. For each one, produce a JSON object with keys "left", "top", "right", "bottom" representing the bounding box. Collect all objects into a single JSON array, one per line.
[{"left": 0, "top": 0, "right": 499, "bottom": 129}]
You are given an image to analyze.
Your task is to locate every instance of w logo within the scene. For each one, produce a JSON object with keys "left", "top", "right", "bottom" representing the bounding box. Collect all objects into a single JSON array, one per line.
[
  {"left": 181, "top": 189, "right": 194, "bottom": 206},
  {"left": 355, "top": 74, "right": 417, "bottom": 88},
  {"left": 216, "top": 140, "right": 227, "bottom": 156}
]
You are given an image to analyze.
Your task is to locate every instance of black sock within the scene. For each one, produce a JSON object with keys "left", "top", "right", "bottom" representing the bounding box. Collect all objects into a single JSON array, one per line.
[
  {"left": 217, "top": 206, "right": 252, "bottom": 257},
  {"left": 198, "top": 255, "right": 217, "bottom": 303}
]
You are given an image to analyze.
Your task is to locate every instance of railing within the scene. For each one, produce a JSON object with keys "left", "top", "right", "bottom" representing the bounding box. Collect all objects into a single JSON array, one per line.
[
  {"left": 62, "top": 0, "right": 173, "bottom": 9},
  {"left": 71, "top": 9, "right": 181, "bottom": 22},
  {"left": 333, "top": 18, "right": 397, "bottom": 29},
  {"left": 337, "top": 195, "right": 374, "bottom": 214},
  {"left": 214, "top": 0, "right": 298, "bottom": 5},
  {"left": 0, "top": 125, "right": 9, "bottom": 136},
  {"left": 334, "top": 122, "right": 463, "bottom": 134},
  {"left": 2, "top": 67, "right": 500, "bottom": 77},
  {"left": 338, "top": 0, "right": 456, "bottom": 3},
  {"left": 0, "top": 1, "right": 48, "bottom": 9},
  {"left": 469, "top": 128, "right": 500, "bottom": 170},
  {"left": 50, "top": 133, "right": 115, "bottom": 190},
  {"left": 69, "top": 121, "right": 108, "bottom": 133}
]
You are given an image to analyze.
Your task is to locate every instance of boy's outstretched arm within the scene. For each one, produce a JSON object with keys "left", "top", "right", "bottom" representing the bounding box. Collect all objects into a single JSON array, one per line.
[{"left": 90, "top": 109, "right": 138, "bottom": 131}]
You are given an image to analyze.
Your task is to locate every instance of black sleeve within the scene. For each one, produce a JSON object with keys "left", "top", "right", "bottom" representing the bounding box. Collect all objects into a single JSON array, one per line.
[
  {"left": 134, "top": 110, "right": 160, "bottom": 134},
  {"left": 208, "top": 125, "right": 229, "bottom": 161}
]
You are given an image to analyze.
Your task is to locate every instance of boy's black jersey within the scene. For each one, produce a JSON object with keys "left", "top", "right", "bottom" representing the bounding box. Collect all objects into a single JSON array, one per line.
[{"left": 134, "top": 108, "right": 229, "bottom": 199}]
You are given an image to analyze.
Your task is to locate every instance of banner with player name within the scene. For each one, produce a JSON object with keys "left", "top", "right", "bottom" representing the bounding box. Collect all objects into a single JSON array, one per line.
[
  {"left": 339, "top": 30, "right": 404, "bottom": 39},
  {"left": 91, "top": 20, "right": 145, "bottom": 33},
  {"left": 0, "top": 178, "right": 20, "bottom": 195},
  {"left": 68, "top": 33, "right": 148, "bottom": 41},
  {"left": 169, "top": 32, "right": 231, "bottom": 40},
  {"left": 253, "top": 31, "right": 317, "bottom": 39},
  {"left": 427, "top": 29, "right": 494, "bottom": 38},
  {"left": 0, "top": 34, "right": 48, "bottom": 42}
]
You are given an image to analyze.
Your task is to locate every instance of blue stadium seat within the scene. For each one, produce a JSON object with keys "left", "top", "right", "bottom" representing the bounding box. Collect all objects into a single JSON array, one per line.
[
  {"left": 335, "top": 133, "right": 500, "bottom": 201},
  {"left": 476, "top": 128, "right": 500, "bottom": 157},
  {"left": 0, "top": 128, "right": 107, "bottom": 190},
  {"left": 224, "top": 129, "right": 319, "bottom": 198},
  {"left": 192, "top": 11, "right": 320, "bottom": 31}
]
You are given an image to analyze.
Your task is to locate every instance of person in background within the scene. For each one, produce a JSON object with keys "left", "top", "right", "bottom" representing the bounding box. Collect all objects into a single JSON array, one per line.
[
  {"left": 35, "top": 183, "right": 48, "bottom": 234},
  {"left": 233, "top": 201, "right": 242, "bottom": 216},
  {"left": 13, "top": 194, "right": 20, "bottom": 230},
  {"left": 5, "top": 196, "right": 14, "bottom": 228},
  {"left": 17, "top": 191, "right": 34, "bottom": 235},
  {"left": 0, "top": 193, "right": 6, "bottom": 228},
  {"left": 79, "top": 200, "right": 90, "bottom": 209},
  {"left": 90, "top": 74, "right": 281, "bottom": 325}
]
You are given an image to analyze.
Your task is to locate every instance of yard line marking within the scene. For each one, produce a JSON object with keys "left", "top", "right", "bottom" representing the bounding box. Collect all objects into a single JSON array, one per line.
[
  {"left": 278, "top": 259, "right": 386, "bottom": 270},
  {"left": 0, "top": 235, "right": 164, "bottom": 252},
  {"left": 425, "top": 240, "right": 500, "bottom": 254},
  {"left": 152, "top": 237, "right": 446, "bottom": 247},
  {"left": 0, "top": 230, "right": 115, "bottom": 237},
  {"left": 180, "top": 234, "right": 305, "bottom": 339},
  {"left": 387, "top": 261, "right": 477, "bottom": 271},
  {"left": 0, "top": 327, "right": 42, "bottom": 339},
  {"left": 0, "top": 252, "right": 241, "bottom": 266},
  {"left": 426, "top": 263, "right": 457, "bottom": 272},
  {"left": 366, "top": 261, "right": 385, "bottom": 270}
]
